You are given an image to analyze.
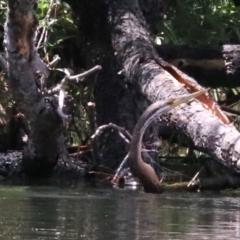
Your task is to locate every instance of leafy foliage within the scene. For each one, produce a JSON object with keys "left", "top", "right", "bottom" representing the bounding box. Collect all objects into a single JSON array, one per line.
[
  {"left": 0, "top": 0, "right": 91, "bottom": 149},
  {"left": 36, "top": 0, "right": 77, "bottom": 64},
  {"left": 36, "top": 0, "right": 94, "bottom": 147},
  {"left": 158, "top": 0, "right": 240, "bottom": 45}
]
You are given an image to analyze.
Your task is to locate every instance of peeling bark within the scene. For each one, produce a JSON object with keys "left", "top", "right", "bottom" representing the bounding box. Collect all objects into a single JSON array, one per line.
[
  {"left": 60, "top": 0, "right": 240, "bottom": 176},
  {"left": 109, "top": 0, "right": 240, "bottom": 172}
]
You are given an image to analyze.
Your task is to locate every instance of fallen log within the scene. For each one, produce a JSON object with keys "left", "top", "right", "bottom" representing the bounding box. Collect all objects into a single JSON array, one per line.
[{"left": 110, "top": 0, "right": 240, "bottom": 174}]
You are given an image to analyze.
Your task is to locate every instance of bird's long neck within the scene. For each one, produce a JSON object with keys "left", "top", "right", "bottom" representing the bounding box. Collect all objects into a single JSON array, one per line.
[
  {"left": 128, "top": 89, "right": 208, "bottom": 193},
  {"left": 129, "top": 101, "right": 172, "bottom": 169}
]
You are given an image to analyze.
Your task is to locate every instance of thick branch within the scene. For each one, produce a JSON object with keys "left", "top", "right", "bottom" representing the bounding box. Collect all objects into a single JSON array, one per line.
[{"left": 110, "top": 0, "right": 240, "bottom": 172}]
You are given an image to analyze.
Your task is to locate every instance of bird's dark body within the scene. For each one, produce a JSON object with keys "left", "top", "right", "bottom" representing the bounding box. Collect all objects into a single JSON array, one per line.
[{"left": 128, "top": 89, "right": 208, "bottom": 193}]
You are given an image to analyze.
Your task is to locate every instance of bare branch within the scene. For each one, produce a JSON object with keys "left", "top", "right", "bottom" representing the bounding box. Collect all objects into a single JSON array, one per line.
[
  {"left": 48, "top": 55, "right": 61, "bottom": 68},
  {"left": 67, "top": 65, "right": 102, "bottom": 81},
  {"left": 36, "top": 0, "right": 55, "bottom": 51},
  {"left": 47, "top": 65, "right": 102, "bottom": 120},
  {"left": 91, "top": 123, "right": 132, "bottom": 145},
  {"left": 90, "top": 123, "right": 132, "bottom": 166},
  {"left": 47, "top": 65, "right": 102, "bottom": 95},
  {"left": 112, "top": 154, "right": 129, "bottom": 184}
]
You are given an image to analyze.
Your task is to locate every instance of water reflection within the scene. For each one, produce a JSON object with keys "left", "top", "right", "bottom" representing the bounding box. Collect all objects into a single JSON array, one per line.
[{"left": 0, "top": 185, "right": 239, "bottom": 239}]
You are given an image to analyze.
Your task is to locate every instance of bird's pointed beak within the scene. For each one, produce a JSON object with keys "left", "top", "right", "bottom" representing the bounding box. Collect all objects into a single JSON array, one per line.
[{"left": 172, "top": 88, "right": 209, "bottom": 107}]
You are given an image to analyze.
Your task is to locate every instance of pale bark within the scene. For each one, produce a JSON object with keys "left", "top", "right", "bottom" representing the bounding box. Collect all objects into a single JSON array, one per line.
[
  {"left": 110, "top": 0, "right": 240, "bottom": 172},
  {"left": 4, "top": 0, "right": 68, "bottom": 175}
]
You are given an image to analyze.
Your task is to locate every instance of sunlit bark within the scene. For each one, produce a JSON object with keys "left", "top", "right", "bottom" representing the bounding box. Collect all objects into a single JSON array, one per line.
[
  {"left": 109, "top": 0, "right": 240, "bottom": 171},
  {"left": 4, "top": 0, "right": 67, "bottom": 175}
]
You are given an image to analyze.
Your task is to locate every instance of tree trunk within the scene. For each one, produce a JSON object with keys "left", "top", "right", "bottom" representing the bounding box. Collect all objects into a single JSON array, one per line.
[
  {"left": 63, "top": 0, "right": 139, "bottom": 169},
  {"left": 4, "top": 0, "right": 68, "bottom": 176}
]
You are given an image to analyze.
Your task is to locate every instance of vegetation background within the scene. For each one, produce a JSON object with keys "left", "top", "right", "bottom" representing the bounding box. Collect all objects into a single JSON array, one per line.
[{"left": 0, "top": 0, "right": 240, "bottom": 167}]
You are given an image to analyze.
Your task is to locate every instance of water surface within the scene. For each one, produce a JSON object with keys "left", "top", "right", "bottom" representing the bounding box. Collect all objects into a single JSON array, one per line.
[{"left": 0, "top": 184, "right": 239, "bottom": 240}]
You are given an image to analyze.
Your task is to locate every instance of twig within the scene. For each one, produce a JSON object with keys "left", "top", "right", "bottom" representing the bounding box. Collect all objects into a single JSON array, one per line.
[
  {"left": 87, "top": 102, "right": 96, "bottom": 135},
  {"left": 66, "top": 65, "right": 102, "bottom": 81},
  {"left": 57, "top": 66, "right": 101, "bottom": 120},
  {"left": 47, "top": 65, "right": 102, "bottom": 94},
  {"left": 48, "top": 55, "right": 61, "bottom": 68},
  {"left": 91, "top": 123, "right": 132, "bottom": 145},
  {"left": 187, "top": 166, "right": 204, "bottom": 187},
  {"left": 44, "top": 65, "right": 102, "bottom": 121},
  {"left": 112, "top": 154, "right": 129, "bottom": 184},
  {"left": 36, "top": 26, "right": 47, "bottom": 49},
  {"left": 36, "top": 0, "right": 55, "bottom": 50},
  {"left": 90, "top": 123, "right": 132, "bottom": 165},
  {"left": 57, "top": 87, "right": 69, "bottom": 120}
]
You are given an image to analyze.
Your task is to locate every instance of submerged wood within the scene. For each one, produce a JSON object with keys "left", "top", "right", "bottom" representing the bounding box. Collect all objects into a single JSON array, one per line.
[
  {"left": 0, "top": 151, "right": 85, "bottom": 183},
  {"left": 129, "top": 89, "right": 207, "bottom": 193}
]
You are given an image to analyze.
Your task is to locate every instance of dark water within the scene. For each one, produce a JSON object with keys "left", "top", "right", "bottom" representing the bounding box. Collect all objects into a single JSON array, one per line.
[{"left": 0, "top": 184, "right": 239, "bottom": 240}]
